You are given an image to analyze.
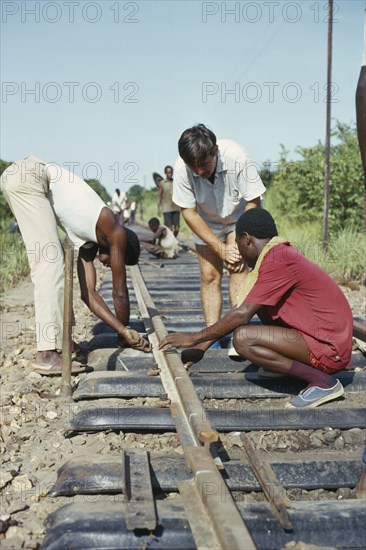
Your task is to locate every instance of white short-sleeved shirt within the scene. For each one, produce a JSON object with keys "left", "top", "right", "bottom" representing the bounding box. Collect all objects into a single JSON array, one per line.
[
  {"left": 159, "top": 225, "right": 179, "bottom": 258},
  {"left": 112, "top": 190, "right": 127, "bottom": 213},
  {"left": 173, "top": 139, "right": 266, "bottom": 231},
  {"left": 46, "top": 164, "right": 106, "bottom": 250}
]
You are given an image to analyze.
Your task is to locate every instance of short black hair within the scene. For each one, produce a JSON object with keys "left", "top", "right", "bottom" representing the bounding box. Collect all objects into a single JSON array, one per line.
[
  {"left": 124, "top": 227, "right": 140, "bottom": 265},
  {"left": 178, "top": 124, "right": 217, "bottom": 166},
  {"left": 148, "top": 217, "right": 160, "bottom": 226},
  {"left": 164, "top": 165, "right": 173, "bottom": 173},
  {"left": 236, "top": 209, "right": 278, "bottom": 239}
]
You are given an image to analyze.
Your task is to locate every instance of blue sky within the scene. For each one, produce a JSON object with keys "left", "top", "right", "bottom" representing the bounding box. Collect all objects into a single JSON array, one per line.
[{"left": 1, "top": 0, "right": 364, "bottom": 195}]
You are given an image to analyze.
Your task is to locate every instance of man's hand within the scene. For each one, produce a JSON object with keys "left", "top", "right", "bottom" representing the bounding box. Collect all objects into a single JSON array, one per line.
[
  {"left": 225, "top": 260, "right": 246, "bottom": 274},
  {"left": 158, "top": 332, "right": 197, "bottom": 351},
  {"left": 220, "top": 243, "right": 241, "bottom": 266},
  {"left": 119, "top": 327, "right": 152, "bottom": 352},
  {"left": 158, "top": 338, "right": 207, "bottom": 370}
]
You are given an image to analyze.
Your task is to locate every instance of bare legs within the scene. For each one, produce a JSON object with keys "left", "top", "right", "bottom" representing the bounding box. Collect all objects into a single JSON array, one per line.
[
  {"left": 195, "top": 243, "right": 223, "bottom": 326},
  {"left": 233, "top": 324, "right": 338, "bottom": 391},
  {"left": 195, "top": 232, "right": 248, "bottom": 327},
  {"left": 233, "top": 324, "right": 310, "bottom": 371}
]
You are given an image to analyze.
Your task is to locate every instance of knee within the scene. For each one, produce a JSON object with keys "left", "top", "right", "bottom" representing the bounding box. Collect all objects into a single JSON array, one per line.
[
  {"left": 233, "top": 327, "right": 255, "bottom": 356},
  {"left": 201, "top": 270, "right": 221, "bottom": 287}
]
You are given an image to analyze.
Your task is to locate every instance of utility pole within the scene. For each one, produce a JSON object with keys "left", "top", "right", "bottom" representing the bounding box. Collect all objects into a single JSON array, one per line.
[
  {"left": 355, "top": 6, "right": 366, "bottom": 232},
  {"left": 323, "top": 0, "right": 333, "bottom": 251}
]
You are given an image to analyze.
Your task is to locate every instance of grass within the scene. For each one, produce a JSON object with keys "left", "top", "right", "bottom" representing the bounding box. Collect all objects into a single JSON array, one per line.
[
  {"left": 0, "top": 231, "right": 29, "bottom": 293},
  {"left": 274, "top": 220, "right": 365, "bottom": 282},
  {"left": 263, "top": 196, "right": 366, "bottom": 282}
]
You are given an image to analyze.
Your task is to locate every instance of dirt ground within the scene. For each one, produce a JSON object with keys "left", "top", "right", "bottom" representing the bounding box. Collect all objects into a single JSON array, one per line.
[{"left": 0, "top": 266, "right": 365, "bottom": 548}]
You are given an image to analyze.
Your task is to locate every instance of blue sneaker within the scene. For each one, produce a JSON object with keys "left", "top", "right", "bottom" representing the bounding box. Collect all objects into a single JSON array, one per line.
[
  {"left": 219, "top": 333, "right": 233, "bottom": 349},
  {"left": 285, "top": 380, "right": 344, "bottom": 409},
  {"left": 209, "top": 334, "right": 233, "bottom": 350},
  {"left": 208, "top": 340, "right": 221, "bottom": 350}
]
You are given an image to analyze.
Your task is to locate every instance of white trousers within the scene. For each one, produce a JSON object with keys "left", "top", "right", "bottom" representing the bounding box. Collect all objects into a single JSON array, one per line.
[{"left": 0, "top": 156, "right": 64, "bottom": 351}]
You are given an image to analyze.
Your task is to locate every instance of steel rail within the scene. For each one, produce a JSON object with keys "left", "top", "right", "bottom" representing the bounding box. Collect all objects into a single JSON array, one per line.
[
  {"left": 353, "top": 318, "right": 366, "bottom": 343},
  {"left": 129, "top": 264, "right": 256, "bottom": 550},
  {"left": 130, "top": 265, "right": 216, "bottom": 447}
]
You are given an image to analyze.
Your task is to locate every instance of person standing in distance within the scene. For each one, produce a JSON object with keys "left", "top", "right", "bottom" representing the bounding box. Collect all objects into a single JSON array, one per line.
[
  {"left": 111, "top": 188, "right": 127, "bottom": 223},
  {"left": 157, "top": 165, "right": 181, "bottom": 237},
  {"left": 172, "top": 124, "right": 266, "bottom": 331}
]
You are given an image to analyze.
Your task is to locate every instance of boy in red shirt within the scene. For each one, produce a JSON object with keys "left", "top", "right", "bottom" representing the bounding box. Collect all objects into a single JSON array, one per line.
[{"left": 159, "top": 209, "right": 353, "bottom": 408}]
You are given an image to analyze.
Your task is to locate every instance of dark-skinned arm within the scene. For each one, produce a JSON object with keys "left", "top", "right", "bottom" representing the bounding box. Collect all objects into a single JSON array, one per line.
[
  {"left": 105, "top": 216, "right": 151, "bottom": 351},
  {"left": 108, "top": 227, "right": 130, "bottom": 327},
  {"left": 77, "top": 246, "right": 127, "bottom": 333},
  {"left": 155, "top": 226, "right": 167, "bottom": 245},
  {"left": 141, "top": 236, "right": 155, "bottom": 244},
  {"left": 158, "top": 299, "right": 262, "bottom": 352},
  {"left": 77, "top": 242, "right": 151, "bottom": 352},
  {"left": 245, "top": 197, "right": 261, "bottom": 210},
  {"left": 94, "top": 207, "right": 131, "bottom": 326}
]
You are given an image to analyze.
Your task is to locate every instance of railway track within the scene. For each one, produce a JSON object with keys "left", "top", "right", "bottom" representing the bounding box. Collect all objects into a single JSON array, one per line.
[{"left": 41, "top": 225, "right": 366, "bottom": 550}]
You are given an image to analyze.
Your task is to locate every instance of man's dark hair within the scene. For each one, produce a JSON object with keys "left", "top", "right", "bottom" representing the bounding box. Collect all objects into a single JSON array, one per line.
[
  {"left": 164, "top": 165, "right": 173, "bottom": 174},
  {"left": 148, "top": 217, "right": 160, "bottom": 226},
  {"left": 124, "top": 227, "right": 140, "bottom": 265},
  {"left": 236, "top": 209, "right": 278, "bottom": 239},
  {"left": 178, "top": 124, "right": 217, "bottom": 166}
]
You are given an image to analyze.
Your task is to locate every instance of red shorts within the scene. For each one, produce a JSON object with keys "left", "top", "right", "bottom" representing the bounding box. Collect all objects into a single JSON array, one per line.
[
  {"left": 303, "top": 334, "right": 350, "bottom": 374},
  {"left": 309, "top": 352, "right": 345, "bottom": 374}
]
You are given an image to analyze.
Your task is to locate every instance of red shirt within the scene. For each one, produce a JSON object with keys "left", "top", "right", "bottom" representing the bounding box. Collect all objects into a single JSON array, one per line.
[{"left": 246, "top": 243, "right": 353, "bottom": 369}]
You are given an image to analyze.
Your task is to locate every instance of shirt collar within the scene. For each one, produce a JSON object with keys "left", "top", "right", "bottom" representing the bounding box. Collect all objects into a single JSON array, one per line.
[{"left": 216, "top": 150, "right": 226, "bottom": 174}]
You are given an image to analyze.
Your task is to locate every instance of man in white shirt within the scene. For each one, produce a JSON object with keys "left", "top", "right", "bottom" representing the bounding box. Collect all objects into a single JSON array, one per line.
[
  {"left": 111, "top": 188, "right": 127, "bottom": 222},
  {"left": 173, "top": 124, "right": 266, "bottom": 330}
]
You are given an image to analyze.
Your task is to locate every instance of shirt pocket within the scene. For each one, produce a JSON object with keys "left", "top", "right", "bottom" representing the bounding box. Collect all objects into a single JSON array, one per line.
[
  {"left": 223, "top": 188, "right": 243, "bottom": 219},
  {"left": 224, "top": 175, "right": 242, "bottom": 205}
]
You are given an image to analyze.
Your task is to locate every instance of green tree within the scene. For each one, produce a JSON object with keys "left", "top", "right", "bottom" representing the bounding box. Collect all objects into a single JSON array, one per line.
[
  {"left": 127, "top": 184, "right": 145, "bottom": 202},
  {"left": 84, "top": 179, "right": 111, "bottom": 203},
  {"left": 260, "top": 160, "right": 277, "bottom": 189},
  {"left": 266, "top": 122, "right": 363, "bottom": 232},
  {"left": 0, "top": 160, "right": 14, "bottom": 221}
]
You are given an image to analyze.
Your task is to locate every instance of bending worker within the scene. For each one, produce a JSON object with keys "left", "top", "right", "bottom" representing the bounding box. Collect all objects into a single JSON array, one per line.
[
  {"left": 159, "top": 209, "right": 353, "bottom": 409},
  {"left": 0, "top": 156, "right": 151, "bottom": 375}
]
